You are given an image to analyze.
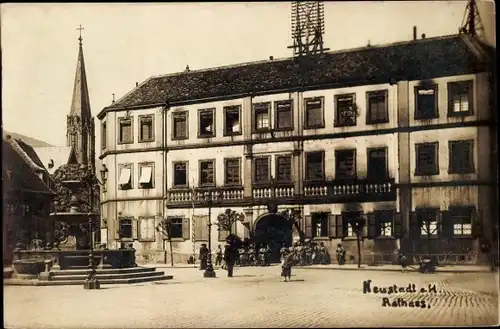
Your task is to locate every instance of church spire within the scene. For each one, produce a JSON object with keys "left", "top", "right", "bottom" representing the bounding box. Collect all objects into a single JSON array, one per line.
[{"left": 67, "top": 24, "right": 95, "bottom": 172}]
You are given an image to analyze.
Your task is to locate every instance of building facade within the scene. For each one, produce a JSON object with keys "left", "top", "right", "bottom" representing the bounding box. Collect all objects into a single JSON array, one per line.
[{"left": 97, "top": 34, "right": 496, "bottom": 264}]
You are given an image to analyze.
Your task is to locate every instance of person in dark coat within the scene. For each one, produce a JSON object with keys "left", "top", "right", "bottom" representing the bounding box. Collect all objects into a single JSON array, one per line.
[
  {"left": 199, "top": 244, "right": 209, "bottom": 270},
  {"left": 336, "top": 243, "right": 346, "bottom": 265},
  {"left": 224, "top": 241, "right": 238, "bottom": 277},
  {"left": 215, "top": 244, "right": 223, "bottom": 266},
  {"left": 281, "top": 247, "right": 297, "bottom": 282}
]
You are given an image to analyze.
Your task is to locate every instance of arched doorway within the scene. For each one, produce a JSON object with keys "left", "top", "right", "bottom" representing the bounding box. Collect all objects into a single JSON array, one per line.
[{"left": 253, "top": 212, "right": 293, "bottom": 263}]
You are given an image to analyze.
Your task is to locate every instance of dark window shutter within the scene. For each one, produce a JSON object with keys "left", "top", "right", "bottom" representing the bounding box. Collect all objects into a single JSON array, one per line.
[
  {"left": 393, "top": 212, "right": 403, "bottom": 238},
  {"left": 440, "top": 210, "right": 453, "bottom": 239},
  {"left": 132, "top": 218, "right": 138, "bottom": 240},
  {"left": 305, "top": 215, "right": 312, "bottom": 238},
  {"left": 201, "top": 215, "right": 209, "bottom": 241},
  {"left": 367, "top": 213, "right": 376, "bottom": 239},
  {"left": 328, "top": 214, "right": 337, "bottom": 238},
  {"left": 182, "top": 217, "right": 190, "bottom": 240},
  {"left": 410, "top": 212, "right": 420, "bottom": 239},
  {"left": 472, "top": 208, "right": 481, "bottom": 238},
  {"left": 337, "top": 214, "right": 346, "bottom": 238}
]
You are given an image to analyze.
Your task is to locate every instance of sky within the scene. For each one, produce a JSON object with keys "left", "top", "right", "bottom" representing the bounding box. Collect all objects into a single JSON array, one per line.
[{"left": 1, "top": 1, "right": 496, "bottom": 147}]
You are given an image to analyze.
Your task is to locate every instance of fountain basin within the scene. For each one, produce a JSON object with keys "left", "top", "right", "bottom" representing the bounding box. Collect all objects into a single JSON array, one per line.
[{"left": 13, "top": 259, "right": 45, "bottom": 279}]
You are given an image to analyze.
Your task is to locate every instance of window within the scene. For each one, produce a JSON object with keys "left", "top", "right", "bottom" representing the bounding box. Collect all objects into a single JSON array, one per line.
[
  {"left": 376, "top": 210, "right": 393, "bottom": 237},
  {"left": 172, "top": 111, "right": 188, "bottom": 140},
  {"left": 448, "top": 80, "right": 473, "bottom": 116},
  {"left": 335, "top": 94, "right": 357, "bottom": 127},
  {"left": 138, "top": 163, "right": 154, "bottom": 189},
  {"left": 138, "top": 217, "right": 155, "bottom": 242},
  {"left": 312, "top": 212, "right": 329, "bottom": 237},
  {"left": 119, "top": 219, "right": 133, "bottom": 239},
  {"left": 335, "top": 149, "right": 356, "bottom": 179},
  {"left": 138, "top": 115, "right": 154, "bottom": 142},
  {"left": 305, "top": 151, "right": 324, "bottom": 181},
  {"left": 253, "top": 102, "right": 271, "bottom": 131},
  {"left": 305, "top": 97, "right": 324, "bottom": 129},
  {"left": 199, "top": 160, "right": 215, "bottom": 186},
  {"left": 415, "top": 85, "right": 438, "bottom": 119},
  {"left": 449, "top": 206, "right": 473, "bottom": 236},
  {"left": 254, "top": 157, "right": 270, "bottom": 184},
  {"left": 225, "top": 158, "right": 241, "bottom": 185},
  {"left": 415, "top": 142, "right": 439, "bottom": 176},
  {"left": 276, "top": 155, "right": 292, "bottom": 182},
  {"left": 366, "top": 90, "right": 388, "bottom": 124},
  {"left": 343, "top": 212, "right": 362, "bottom": 237},
  {"left": 417, "top": 208, "right": 438, "bottom": 236},
  {"left": 169, "top": 217, "right": 184, "bottom": 239},
  {"left": 224, "top": 106, "right": 241, "bottom": 136},
  {"left": 118, "top": 117, "right": 133, "bottom": 144},
  {"left": 198, "top": 109, "right": 215, "bottom": 138},
  {"left": 449, "top": 140, "right": 474, "bottom": 174},
  {"left": 275, "top": 100, "right": 293, "bottom": 130},
  {"left": 101, "top": 122, "right": 107, "bottom": 149},
  {"left": 173, "top": 162, "right": 188, "bottom": 187},
  {"left": 367, "top": 148, "right": 388, "bottom": 180},
  {"left": 118, "top": 164, "right": 133, "bottom": 190}
]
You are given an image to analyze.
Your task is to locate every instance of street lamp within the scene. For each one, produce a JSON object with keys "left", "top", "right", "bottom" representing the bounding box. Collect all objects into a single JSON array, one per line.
[
  {"left": 203, "top": 189, "right": 216, "bottom": 278},
  {"left": 80, "top": 164, "right": 100, "bottom": 290}
]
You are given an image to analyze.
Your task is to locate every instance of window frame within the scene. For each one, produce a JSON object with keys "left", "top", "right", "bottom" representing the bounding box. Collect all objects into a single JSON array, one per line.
[
  {"left": 275, "top": 154, "right": 293, "bottom": 183},
  {"left": 366, "top": 90, "right": 389, "bottom": 124},
  {"left": 447, "top": 80, "right": 474, "bottom": 117},
  {"left": 101, "top": 121, "right": 107, "bottom": 149},
  {"left": 335, "top": 149, "right": 357, "bottom": 180},
  {"left": 334, "top": 93, "right": 357, "bottom": 127},
  {"left": 375, "top": 209, "right": 394, "bottom": 237},
  {"left": 224, "top": 157, "right": 242, "bottom": 186},
  {"left": 274, "top": 100, "right": 294, "bottom": 131},
  {"left": 172, "top": 161, "right": 189, "bottom": 188},
  {"left": 117, "top": 116, "right": 134, "bottom": 145},
  {"left": 223, "top": 105, "right": 242, "bottom": 136},
  {"left": 138, "top": 114, "right": 155, "bottom": 143},
  {"left": 449, "top": 206, "right": 474, "bottom": 236},
  {"left": 415, "top": 142, "right": 439, "bottom": 176},
  {"left": 448, "top": 140, "right": 475, "bottom": 174},
  {"left": 305, "top": 151, "right": 325, "bottom": 182},
  {"left": 252, "top": 102, "right": 271, "bottom": 133},
  {"left": 138, "top": 162, "right": 154, "bottom": 189},
  {"left": 416, "top": 207, "right": 439, "bottom": 237},
  {"left": 367, "top": 147, "right": 388, "bottom": 180},
  {"left": 198, "top": 108, "right": 216, "bottom": 138},
  {"left": 118, "top": 163, "right": 133, "bottom": 190},
  {"left": 171, "top": 111, "right": 189, "bottom": 140},
  {"left": 253, "top": 156, "right": 271, "bottom": 186},
  {"left": 118, "top": 217, "right": 133, "bottom": 239},
  {"left": 199, "top": 159, "right": 216, "bottom": 187},
  {"left": 414, "top": 84, "right": 439, "bottom": 120},
  {"left": 311, "top": 212, "right": 330, "bottom": 238},
  {"left": 168, "top": 216, "right": 184, "bottom": 239},
  {"left": 138, "top": 216, "right": 156, "bottom": 242},
  {"left": 304, "top": 97, "right": 325, "bottom": 129}
]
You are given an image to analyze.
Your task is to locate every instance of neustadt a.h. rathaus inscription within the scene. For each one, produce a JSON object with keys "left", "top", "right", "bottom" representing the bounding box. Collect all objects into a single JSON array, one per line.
[{"left": 363, "top": 280, "right": 440, "bottom": 309}]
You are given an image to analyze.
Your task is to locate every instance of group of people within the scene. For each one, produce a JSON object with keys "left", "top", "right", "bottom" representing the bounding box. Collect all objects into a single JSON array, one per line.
[
  {"left": 279, "top": 241, "right": 331, "bottom": 266},
  {"left": 198, "top": 242, "right": 239, "bottom": 277}
]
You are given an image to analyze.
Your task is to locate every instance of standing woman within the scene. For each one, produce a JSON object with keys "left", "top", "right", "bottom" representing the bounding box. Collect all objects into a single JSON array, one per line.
[{"left": 281, "top": 247, "right": 297, "bottom": 282}]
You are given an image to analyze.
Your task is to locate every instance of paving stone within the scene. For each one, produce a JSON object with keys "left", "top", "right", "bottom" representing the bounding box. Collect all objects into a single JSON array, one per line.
[{"left": 3, "top": 266, "right": 498, "bottom": 328}]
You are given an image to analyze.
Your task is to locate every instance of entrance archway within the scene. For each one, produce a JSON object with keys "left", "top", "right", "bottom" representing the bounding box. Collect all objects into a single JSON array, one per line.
[{"left": 253, "top": 212, "right": 293, "bottom": 263}]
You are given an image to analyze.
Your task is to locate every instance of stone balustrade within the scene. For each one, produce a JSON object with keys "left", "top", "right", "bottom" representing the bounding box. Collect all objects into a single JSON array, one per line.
[
  {"left": 253, "top": 186, "right": 295, "bottom": 199},
  {"left": 167, "top": 186, "right": 245, "bottom": 204}
]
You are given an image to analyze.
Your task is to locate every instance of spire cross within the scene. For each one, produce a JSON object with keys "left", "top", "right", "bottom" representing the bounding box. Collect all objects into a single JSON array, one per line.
[{"left": 77, "top": 24, "right": 84, "bottom": 45}]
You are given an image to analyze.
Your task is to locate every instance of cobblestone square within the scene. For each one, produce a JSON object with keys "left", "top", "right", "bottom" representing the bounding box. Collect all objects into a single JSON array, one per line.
[{"left": 4, "top": 266, "right": 499, "bottom": 328}]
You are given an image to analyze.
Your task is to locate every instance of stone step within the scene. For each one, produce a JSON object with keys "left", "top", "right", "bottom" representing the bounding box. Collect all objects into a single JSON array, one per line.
[
  {"left": 50, "top": 270, "right": 165, "bottom": 281},
  {"left": 4, "top": 273, "right": 174, "bottom": 286},
  {"left": 51, "top": 267, "right": 155, "bottom": 276}
]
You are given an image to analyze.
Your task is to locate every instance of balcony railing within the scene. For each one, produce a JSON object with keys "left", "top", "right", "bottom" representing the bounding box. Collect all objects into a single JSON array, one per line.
[{"left": 167, "top": 178, "right": 396, "bottom": 206}]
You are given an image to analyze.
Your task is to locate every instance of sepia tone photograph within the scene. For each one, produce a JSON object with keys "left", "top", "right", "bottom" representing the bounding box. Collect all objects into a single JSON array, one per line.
[{"left": 2, "top": 1, "right": 498, "bottom": 328}]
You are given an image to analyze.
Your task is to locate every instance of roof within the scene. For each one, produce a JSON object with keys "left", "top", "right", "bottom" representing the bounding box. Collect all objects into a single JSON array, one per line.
[
  {"left": 2, "top": 138, "right": 56, "bottom": 196},
  {"left": 33, "top": 146, "right": 77, "bottom": 175},
  {"left": 69, "top": 42, "right": 92, "bottom": 118},
  {"left": 2, "top": 131, "right": 53, "bottom": 147},
  {"left": 99, "top": 34, "right": 492, "bottom": 117}
]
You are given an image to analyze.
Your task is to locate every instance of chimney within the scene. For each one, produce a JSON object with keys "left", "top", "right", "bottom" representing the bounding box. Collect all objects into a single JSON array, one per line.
[
  {"left": 413, "top": 26, "right": 417, "bottom": 40},
  {"left": 421, "top": 33, "right": 426, "bottom": 39},
  {"left": 112, "top": 94, "right": 115, "bottom": 104},
  {"left": 185, "top": 65, "right": 190, "bottom": 72},
  {"left": 136, "top": 82, "right": 138, "bottom": 87},
  {"left": 269, "top": 56, "right": 274, "bottom": 60}
]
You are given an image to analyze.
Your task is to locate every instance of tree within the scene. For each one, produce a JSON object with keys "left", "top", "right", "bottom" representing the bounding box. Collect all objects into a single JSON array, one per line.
[
  {"left": 347, "top": 214, "right": 366, "bottom": 269},
  {"left": 156, "top": 218, "right": 174, "bottom": 266},
  {"left": 280, "top": 208, "right": 306, "bottom": 243},
  {"left": 216, "top": 208, "right": 245, "bottom": 240}
]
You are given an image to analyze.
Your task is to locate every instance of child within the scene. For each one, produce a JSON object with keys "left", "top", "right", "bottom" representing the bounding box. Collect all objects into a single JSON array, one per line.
[
  {"left": 400, "top": 252, "right": 408, "bottom": 273},
  {"left": 281, "top": 248, "right": 296, "bottom": 282}
]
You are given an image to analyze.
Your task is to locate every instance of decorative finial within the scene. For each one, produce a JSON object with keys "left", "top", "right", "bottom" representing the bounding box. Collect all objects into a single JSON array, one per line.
[{"left": 77, "top": 24, "right": 84, "bottom": 45}]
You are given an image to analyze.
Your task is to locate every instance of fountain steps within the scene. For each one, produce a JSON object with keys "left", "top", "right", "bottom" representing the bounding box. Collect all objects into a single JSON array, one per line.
[
  {"left": 50, "top": 269, "right": 164, "bottom": 281},
  {"left": 51, "top": 267, "right": 155, "bottom": 276}
]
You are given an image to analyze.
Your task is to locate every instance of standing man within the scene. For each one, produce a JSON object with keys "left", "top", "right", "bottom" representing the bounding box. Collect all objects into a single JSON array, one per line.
[
  {"left": 199, "top": 243, "right": 208, "bottom": 270},
  {"left": 224, "top": 241, "right": 238, "bottom": 277},
  {"left": 215, "top": 244, "right": 223, "bottom": 266}
]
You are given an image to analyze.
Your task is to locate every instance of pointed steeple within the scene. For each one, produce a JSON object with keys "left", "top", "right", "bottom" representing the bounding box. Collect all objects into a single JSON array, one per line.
[{"left": 67, "top": 25, "right": 95, "bottom": 172}]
